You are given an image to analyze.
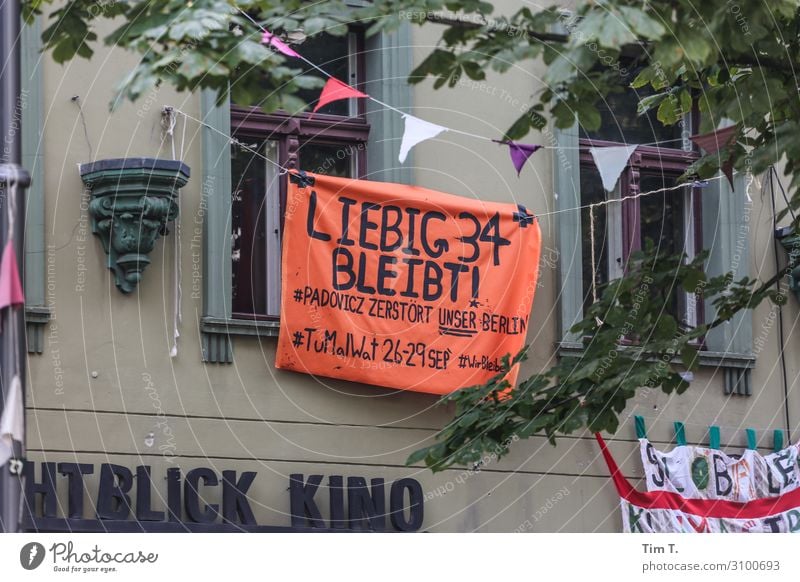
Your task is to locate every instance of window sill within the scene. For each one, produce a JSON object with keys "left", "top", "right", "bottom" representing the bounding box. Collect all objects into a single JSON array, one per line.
[
  {"left": 200, "top": 316, "right": 280, "bottom": 338},
  {"left": 556, "top": 341, "right": 755, "bottom": 369}
]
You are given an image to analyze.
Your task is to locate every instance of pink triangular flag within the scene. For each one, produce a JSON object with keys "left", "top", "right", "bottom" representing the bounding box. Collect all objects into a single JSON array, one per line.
[
  {"left": 0, "top": 241, "right": 24, "bottom": 311},
  {"left": 504, "top": 142, "right": 542, "bottom": 176},
  {"left": 312, "top": 77, "right": 369, "bottom": 113},
  {"left": 262, "top": 30, "right": 300, "bottom": 58}
]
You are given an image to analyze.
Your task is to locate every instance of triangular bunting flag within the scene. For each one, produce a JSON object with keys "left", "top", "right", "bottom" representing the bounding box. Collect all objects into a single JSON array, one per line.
[
  {"left": 503, "top": 142, "right": 542, "bottom": 176},
  {"left": 261, "top": 30, "right": 300, "bottom": 58},
  {"left": 690, "top": 125, "right": 738, "bottom": 189},
  {"left": 589, "top": 145, "right": 638, "bottom": 192},
  {"left": 690, "top": 125, "right": 738, "bottom": 154},
  {"left": 312, "top": 77, "right": 369, "bottom": 113},
  {"left": 0, "top": 374, "right": 23, "bottom": 467},
  {"left": 0, "top": 241, "right": 24, "bottom": 311},
  {"left": 399, "top": 115, "right": 447, "bottom": 163}
]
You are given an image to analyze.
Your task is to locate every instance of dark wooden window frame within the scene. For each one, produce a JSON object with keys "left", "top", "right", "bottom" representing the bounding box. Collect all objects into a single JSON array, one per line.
[
  {"left": 578, "top": 138, "right": 705, "bottom": 334},
  {"left": 229, "top": 32, "right": 370, "bottom": 321}
]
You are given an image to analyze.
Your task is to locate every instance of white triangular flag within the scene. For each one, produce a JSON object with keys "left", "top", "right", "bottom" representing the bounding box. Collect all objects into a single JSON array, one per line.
[
  {"left": 589, "top": 145, "right": 638, "bottom": 192},
  {"left": 0, "top": 374, "right": 23, "bottom": 467},
  {"left": 399, "top": 115, "right": 447, "bottom": 163}
]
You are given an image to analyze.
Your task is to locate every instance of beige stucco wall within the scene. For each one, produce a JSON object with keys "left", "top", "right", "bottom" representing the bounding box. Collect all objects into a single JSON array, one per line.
[{"left": 24, "top": 1, "right": 800, "bottom": 532}]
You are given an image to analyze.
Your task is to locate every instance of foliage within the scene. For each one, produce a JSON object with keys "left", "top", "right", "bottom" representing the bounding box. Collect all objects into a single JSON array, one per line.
[
  {"left": 409, "top": 243, "right": 788, "bottom": 471},
  {"left": 22, "top": 0, "right": 800, "bottom": 470}
]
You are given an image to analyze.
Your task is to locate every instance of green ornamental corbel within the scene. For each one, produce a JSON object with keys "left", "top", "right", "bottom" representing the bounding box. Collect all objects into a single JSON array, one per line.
[
  {"left": 776, "top": 225, "right": 800, "bottom": 302},
  {"left": 80, "top": 158, "right": 190, "bottom": 293}
]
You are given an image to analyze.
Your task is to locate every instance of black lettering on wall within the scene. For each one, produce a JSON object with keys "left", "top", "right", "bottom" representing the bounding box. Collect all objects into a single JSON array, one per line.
[
  {"left": 222, "top": 470, "right": 257, "bottom": 526},
  {"left": 328, "top": 475, "right": 346, "bottom": 529},
  {"left": 167, "top": 468, "right": 182, "bottom": 522},
  {"left": 136, "top": 466, "right": 166, "bottom": 522},
  {"left": 57, "top": 463, "right": 93, "bottom": 519},
  {"left": 289, "top": 474, "right": 326, "bottom": 529},
  {"left": 24, "top": 462, "right": 58, "bottom": 518},
  {"left": 97, "top": 464, "right": 134, "bottom": 520},
  {"left": 347, "top": 477, "right": 386, "bottom": 531},
  {"left": 390, "top": 478, "right": 424, "bottom": 532},
  {"left": 184, "top": 468, "right": 219, "bottom": 524}
]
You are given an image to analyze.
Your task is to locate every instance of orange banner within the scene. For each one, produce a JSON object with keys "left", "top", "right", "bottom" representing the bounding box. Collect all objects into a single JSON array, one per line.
[{"left": 276, "top": 172, "right": 541, "bottom": 395}]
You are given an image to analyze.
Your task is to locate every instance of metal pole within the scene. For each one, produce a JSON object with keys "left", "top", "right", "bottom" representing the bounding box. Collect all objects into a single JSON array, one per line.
[{"left": 0, "top": 0, "right": 31, "bottom": 533}]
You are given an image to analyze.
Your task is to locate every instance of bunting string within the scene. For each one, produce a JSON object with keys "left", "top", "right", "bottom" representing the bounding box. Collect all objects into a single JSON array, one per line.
[
  {"left": 174, "top": 105, "right": 727, "bottom": 221},
  {"left": 161, "top": 108, "right": 188, "bottom": 358},
  {"left": 589, "top": 205, "right": 598, "bottom": 304},
  {"left": 235, "top": 8, "right": 705, "bottom": 171}
]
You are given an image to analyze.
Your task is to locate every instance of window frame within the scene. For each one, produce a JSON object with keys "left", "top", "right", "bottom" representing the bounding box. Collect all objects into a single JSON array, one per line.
[
  {"left": 555, "top": 123, "right": 755, "bottom": 371},
  {"left": 229, "top": 29, "right": 370, "bottom": 321},
  {"left": 199, "top": 23, "right": 414, "bottom": 362},
  {"left": 577, "top": 138, "right": 704, "bottom": 330}
]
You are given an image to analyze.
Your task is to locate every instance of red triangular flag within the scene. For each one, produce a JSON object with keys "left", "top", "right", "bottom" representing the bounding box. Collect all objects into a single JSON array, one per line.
[
  {"left": 690, "top": 125, "right": 738, "bottom": 154},
  {"left": 691, "top": 126, "right": 738, "bottom": 188},
  {"left": 0, "top": 241, "right": 24, "bottom": 311},
  {"left": 312, "top": 77, "right": 369, "bottom": 113}
]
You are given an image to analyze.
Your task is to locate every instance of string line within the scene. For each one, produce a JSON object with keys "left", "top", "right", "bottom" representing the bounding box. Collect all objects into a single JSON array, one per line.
[
  {"left": 174, "top": 106, "right": 726, "bottom": 220},
  {"left": 235, "top": 7, "right": 692, "bottom": 152},
  {"left": 589, "top": 205, "right": 598, "bottom": 303}
]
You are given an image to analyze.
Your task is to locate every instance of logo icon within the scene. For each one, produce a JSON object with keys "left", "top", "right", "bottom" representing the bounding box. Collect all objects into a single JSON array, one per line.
[{"left": 20, "top": 542, "right": 46, "bottom": 570}]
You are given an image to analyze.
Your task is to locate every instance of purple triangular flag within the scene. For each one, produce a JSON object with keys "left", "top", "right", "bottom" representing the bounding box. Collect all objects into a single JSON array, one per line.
[{"left": 499, "top": 141, "right": 542, "bottom": 176}]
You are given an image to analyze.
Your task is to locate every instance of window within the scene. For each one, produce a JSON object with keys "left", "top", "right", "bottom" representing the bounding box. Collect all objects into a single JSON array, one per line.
[
  {"left": 552, "top": 53, "right": 754, "bottom": 381},
  {"left": 230, "top": 30, "right": 369, "bottom": 319},
  {"left": 577, "top": 68, "right": 702, "bottom": 329}
]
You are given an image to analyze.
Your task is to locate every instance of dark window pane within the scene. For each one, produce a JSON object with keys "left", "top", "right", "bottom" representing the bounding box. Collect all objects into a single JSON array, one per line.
[
  {"left": 581, "top": 163, "right": 610, "bottom": 312},
  {"left": 295, "top": 33, "right": 352, "bottom": 116},
  {"left": 583, "top": 68, "right": 684, "bottom": 145},
  {"left": 231, "top": 142, "right": 267, "bottom": 315},
  {"left": 639, "top": 173, "right": 684, "bottom": 256},
  {"left": 639, "top": 173, "right": 685, "bottom": 320},
  {"left": 300, "top": 141, "right": 357, "bottom": 177}
]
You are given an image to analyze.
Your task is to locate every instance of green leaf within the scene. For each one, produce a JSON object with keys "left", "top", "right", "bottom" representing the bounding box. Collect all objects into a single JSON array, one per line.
[
  {"left": 679, "top": 34, "right": 712, "bottom": 63},
  {"left": 680, "top": 345, "right": 699, "bottom": 371},
  {"left": 406, "top": 447, "right": 431, "bottom": 466},
  {"left": 657, "top": 96, "right": 680, "bottom": 125},
  {"left": 631, "top": 67, "right": 655, "bottom": 89},
  {"left": 577, "top": 105, "right": 601, "bottom": 131},
  {"left": 617, "top": 6, "right": 666, "bottom": 40}
]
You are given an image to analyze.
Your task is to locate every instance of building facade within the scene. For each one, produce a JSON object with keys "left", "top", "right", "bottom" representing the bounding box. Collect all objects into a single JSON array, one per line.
[{"left": 18, "top": 0, "right": 799, "bottom": 532}]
